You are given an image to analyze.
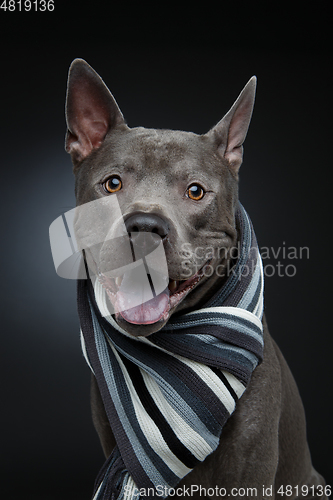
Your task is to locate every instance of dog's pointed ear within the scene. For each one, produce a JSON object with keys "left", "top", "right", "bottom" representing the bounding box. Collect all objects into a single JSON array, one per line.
[
  {"left": 206, "top": 76, "right": 256, "bottom": 175},
  {"left": 65, "top": 59, "right": 126, "bottom": 166}
]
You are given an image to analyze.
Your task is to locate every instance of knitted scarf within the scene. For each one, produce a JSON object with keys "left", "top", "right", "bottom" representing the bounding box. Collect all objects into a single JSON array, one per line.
[{"left": 78, "top": 203, "right": 264, "bottom": 500}]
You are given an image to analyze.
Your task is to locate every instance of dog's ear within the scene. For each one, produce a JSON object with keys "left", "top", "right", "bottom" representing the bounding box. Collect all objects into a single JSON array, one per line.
[
  {"left": 65, "top": 59, "right": 126, "bottom": 166},
  {"left": 206, "top": 76, "right": 256, "bottom": 175}
]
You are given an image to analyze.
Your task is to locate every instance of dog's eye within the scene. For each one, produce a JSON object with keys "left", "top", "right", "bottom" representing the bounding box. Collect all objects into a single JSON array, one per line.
[
  {"left": 103, "top": 175, "right": 122, "bottom": 193},
  {"left": 187, "top": 183, "right": 205, "bottom": 201}
]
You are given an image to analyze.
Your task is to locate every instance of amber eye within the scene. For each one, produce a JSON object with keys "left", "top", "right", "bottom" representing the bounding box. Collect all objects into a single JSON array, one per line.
[
  {"left": 187, "top": 183, "right": 205, "bottom": 201},
  {"left": 104, "top": 175, "right": 122, "bottom": 193}
]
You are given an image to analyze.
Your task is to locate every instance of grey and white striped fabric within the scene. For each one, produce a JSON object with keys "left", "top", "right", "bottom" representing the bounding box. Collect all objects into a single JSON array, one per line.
[{"left": 78, "top": 203, "right": 264, "bottom": 500}]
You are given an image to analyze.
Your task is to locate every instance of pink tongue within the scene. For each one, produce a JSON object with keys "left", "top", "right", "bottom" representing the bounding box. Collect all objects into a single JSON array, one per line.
[{"left": 117, "top": 290, "right": 170, "bottom": 324}]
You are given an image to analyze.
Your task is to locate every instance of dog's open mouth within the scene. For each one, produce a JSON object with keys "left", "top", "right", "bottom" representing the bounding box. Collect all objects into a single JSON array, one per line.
[{"left": 97, "top": 261, "right": 211, "bottom": 326}]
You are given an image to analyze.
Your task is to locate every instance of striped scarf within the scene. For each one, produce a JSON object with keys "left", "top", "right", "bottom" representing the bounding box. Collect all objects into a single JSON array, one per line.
[{"left": 78, "top": 203, "right": 264, "bottom": 500}]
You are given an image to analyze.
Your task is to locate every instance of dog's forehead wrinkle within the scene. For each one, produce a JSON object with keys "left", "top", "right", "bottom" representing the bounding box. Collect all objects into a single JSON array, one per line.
[
  {"left": 90, "top": 128, "right": 221, "bottom": 189},
  {"left": 133, "top": 131, "right": 202, "bottom": 171},
  {"left": 111, "top": 126, "right": 206, "bottom": 159}
]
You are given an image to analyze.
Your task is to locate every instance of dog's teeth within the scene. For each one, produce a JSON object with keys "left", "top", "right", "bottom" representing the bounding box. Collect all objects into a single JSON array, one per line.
[
  {"left": 169, "top": 280, "right": 178, "bottom": 292},
  {"left": 115, "top": 276, "right": 123, "bottom": 287}
]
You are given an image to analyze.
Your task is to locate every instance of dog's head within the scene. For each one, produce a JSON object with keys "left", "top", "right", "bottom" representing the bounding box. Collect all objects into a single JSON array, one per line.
[{"left": 65, "top": 59, "right": 256, "bottom": 336}]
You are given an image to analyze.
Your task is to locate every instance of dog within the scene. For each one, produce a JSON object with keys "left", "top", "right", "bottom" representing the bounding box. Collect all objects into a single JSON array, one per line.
[{"left": 64, "top": 59, "right": 327, "bottom": 499}]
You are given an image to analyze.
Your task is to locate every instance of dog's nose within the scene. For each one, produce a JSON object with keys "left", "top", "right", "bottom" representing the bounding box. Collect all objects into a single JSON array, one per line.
[{"left": 125, "top": 213, "right": 169, "bottom": 239}]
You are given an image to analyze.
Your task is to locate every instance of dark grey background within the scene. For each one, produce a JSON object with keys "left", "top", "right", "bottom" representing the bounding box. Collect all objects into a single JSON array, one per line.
[{"left": 1, "top": 4, "right": 331, "bottom": 499}]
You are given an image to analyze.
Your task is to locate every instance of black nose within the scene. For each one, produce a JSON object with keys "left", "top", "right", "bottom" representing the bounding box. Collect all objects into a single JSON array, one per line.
[{"left": 125, "top": 213, "right": 169, "bottom": 239}]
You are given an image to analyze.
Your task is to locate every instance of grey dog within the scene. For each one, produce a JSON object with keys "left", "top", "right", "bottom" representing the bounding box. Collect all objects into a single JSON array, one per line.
[{"left": 64, "top": 59, "right": 327, "bottom": 499}]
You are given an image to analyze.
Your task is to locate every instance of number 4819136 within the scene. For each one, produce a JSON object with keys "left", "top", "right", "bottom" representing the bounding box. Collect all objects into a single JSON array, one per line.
[{"left": 0, "top": 0, "right": 55, "bottom": 10}]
